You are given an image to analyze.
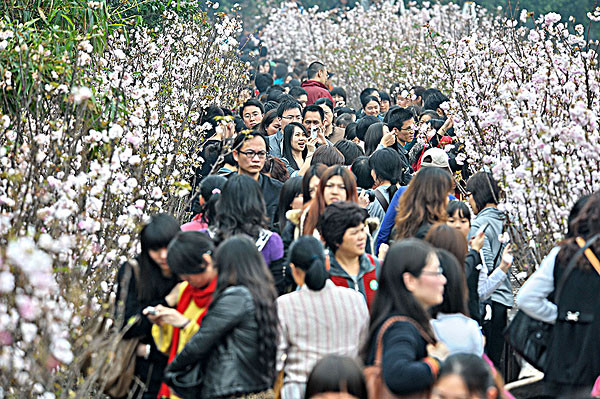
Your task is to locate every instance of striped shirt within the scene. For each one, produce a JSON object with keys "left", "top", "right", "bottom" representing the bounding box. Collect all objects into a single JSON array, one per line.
[{"left": 276, "top": 280, "right": 369, "bottom": 399}]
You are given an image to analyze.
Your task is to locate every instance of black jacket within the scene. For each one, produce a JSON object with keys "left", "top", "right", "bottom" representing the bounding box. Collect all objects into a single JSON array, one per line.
[
  {"left": 258, "top": 173, "right": 283, "bottom": 225},
  {"left": 167, "top": 286, "right": 274, "bottom": 398},
  {"left": 464, "top": 249, "right": 482, "bottom": 324}
]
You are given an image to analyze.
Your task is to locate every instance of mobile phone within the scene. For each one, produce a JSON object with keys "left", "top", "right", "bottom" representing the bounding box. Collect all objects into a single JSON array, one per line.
[
  {"left": 310, "top": 126, "right": 318, "bottom": 139},
  {"left": 145, "top": 306, "right": 158, "bottom": 316},
  {"left": 476, "top": 222, "right": 490, "bottom": 236}
]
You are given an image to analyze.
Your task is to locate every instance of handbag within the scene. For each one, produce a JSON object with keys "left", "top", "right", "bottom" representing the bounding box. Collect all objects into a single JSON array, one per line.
[
  {"left": 163, "top": 361, "right": 204, "bottom": 399},
  {"left": 364, "top": 316, "right": 434, "bottom": 399},
  {"left": 504, "top": 234, "right": 600, "bottom": 372}
]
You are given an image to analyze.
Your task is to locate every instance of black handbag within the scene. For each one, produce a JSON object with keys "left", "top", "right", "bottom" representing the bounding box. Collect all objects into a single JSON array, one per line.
[
  {"left": 504, "top": 234, "right": 600, "bottom": 371},
  {"left": 163, "top": 361, "right": 203, "bottom": 399}
]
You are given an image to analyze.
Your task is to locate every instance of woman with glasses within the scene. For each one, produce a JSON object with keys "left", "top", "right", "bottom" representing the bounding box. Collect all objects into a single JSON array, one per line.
[
  {"left": 281, "top": 122, "right": 317, "bottom": 177},
  {"left": 362, "top": 239, "right": 447, "bottom": 398}
]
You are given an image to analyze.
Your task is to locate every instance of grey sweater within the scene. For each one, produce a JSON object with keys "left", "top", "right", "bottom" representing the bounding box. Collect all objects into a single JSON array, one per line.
[{"left": 467, "top": 207, "right": 513, "bottom": 307}]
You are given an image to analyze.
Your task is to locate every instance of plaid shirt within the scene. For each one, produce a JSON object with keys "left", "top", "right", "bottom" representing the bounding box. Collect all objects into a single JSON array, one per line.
[{"left": 276, "top": 280, "right": 369, "bottom": 399}]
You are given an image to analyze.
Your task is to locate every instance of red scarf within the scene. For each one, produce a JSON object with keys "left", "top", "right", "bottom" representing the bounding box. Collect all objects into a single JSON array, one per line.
[{"left": 158, "top": 278, "right": 217, "bottom": 398}]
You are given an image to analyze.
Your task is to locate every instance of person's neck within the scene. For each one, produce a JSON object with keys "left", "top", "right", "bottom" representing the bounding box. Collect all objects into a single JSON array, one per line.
[
  {"left": 482, "top": 203, "right": 497, "bottom": 211},
  {"left": 240, "top": 169, "right": 260, "bottom": 181},
  {"left": 335, "top": 250, "right": 360, "bottom": 276},
  {"left": 376, "top": 180, "right": 392, "bottom": 188},
  {"left": 397, "top": 139, "right": 407, "bottom": 147}
]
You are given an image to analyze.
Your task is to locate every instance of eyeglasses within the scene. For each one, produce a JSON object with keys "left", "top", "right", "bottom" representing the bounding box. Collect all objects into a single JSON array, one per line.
[
  {"left": 281, "top": 115, "right": 302, "bottom": 121},
  {"left": 238, "top": 150, "right": 267, "bottom": 159},
  {"left": 420, "top": 267, "right": 444, "bottom": 277}
]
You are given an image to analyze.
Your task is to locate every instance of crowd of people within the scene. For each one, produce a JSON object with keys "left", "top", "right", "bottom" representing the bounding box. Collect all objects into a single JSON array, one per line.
[{"left": 114, "top": 58, "right": 600, "bottom": 399}]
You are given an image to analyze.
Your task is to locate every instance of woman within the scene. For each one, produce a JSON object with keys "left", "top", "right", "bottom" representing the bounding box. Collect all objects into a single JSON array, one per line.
[
  {"left": 281, "top": 122, "right": 316, "bottom": 177},
  {"left": 305, "top": 356, "right": 368, "bottom": 399},
  {"left": 432, "top": 354, "right": 502, "bottom": 399},
  {"left": 212, "top": 174, "right": 287, "bottom": 294},
  {"left": 319, "top": 201, "right": 380, "bottom": 307},
  {"left": 364, "top": 123, "right": 388, "bottom": 156},
  {"left": 115, "top": 214, "right": 180, "bottom": 398},
  {"left": 182, "top": 175, "right": 227, "bottom": 231},
  {"left": 366, "top": 148, "right": 402, "bottom": 225},
  {"left": 258, "top": 109, "right": 281, "bottom": 137},
  {"left": 276, "top": 237, "right": 369, "bottom": 399},
  {"left": 394, "top": 167, "right": 453, "bottom": 240},
  {"left": 350, "top": 156, "right": 374, "bottom": 191},
  {"left": 465, "top": 171, "right": 509, "bottom": 367},
  {"left": 302, "top": 164, "right": 327, "bottom": 204},
  {"left": 430, "top": 249, "right": 484, "bottom": 356},
  {"left": 516, "top": 192, "right": 600, "bottom": 397},
  {"left": 274, "top": 176, "right": 303, "bottom": 234},
  {"left": 145, "top": 232, "right": 218, "bottom": 398},
  {"left": 165, "top": 236, "right": 279, "bottom": 399},
  {"left": 303, "top": 165, "right": 358, "bottom": 236},
  {"left": 447, "top": 200, "right": 471, "bottom": 238},
  {"left": 362, "top": 239, "right": 447, "bottom": 397},
  {"left": 361, "top": 95, "right": 380, "bottom": 118}
]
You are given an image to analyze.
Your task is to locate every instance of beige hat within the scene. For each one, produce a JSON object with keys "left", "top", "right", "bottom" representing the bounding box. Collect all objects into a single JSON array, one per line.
[{"left": 421, "top": 148, "right": 450, "bottom": 169}]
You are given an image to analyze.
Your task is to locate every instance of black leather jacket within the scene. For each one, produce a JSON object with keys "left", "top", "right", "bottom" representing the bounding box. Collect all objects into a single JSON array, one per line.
[{"left": 167, "top": 286, "right": 273, "bottom": 398}]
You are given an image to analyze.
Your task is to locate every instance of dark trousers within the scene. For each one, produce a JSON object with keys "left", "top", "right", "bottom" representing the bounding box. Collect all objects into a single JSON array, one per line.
[{"left": 482, "top": 301, "right": 508, "bottom": 369}]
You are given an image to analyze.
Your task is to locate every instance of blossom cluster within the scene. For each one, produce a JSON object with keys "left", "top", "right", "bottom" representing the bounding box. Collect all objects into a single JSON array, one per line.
[
  {"left": 0, "top": 5, "right": 246, "bottom": 397},
  {"left": 262, "top": 2, "right": 600, "bottom": 268}
]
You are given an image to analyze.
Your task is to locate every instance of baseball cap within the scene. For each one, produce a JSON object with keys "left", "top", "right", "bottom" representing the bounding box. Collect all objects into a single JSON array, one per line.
[{"left": 421, "top": 148, "right": 450, "bottom": 169}]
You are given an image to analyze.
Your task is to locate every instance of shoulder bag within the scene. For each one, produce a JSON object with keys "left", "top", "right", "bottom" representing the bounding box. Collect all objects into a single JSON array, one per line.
[
  {"left": 364, "top": 316, "right": 434, "bottom": 399},
  {"left": 503, "top": 234, "right": 599, "bottom": 372}
]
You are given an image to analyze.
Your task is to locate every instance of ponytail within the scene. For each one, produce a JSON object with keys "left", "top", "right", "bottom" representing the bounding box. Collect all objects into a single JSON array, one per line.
[{"left": 289, "top": 236, "right": 329, "bottom": 291}]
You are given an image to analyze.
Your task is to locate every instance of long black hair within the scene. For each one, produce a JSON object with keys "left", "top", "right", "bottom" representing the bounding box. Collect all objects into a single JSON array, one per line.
[
  {"left": 195, "top": 175, "right": 227, "bottom": 225},
  {"left": 289, "top": 236, "right": 329, "bottom": 291},
  {"left": 369, "top": 147, "right": 402, "bottom": 200},
  {"left": 215, "top": 174, "right": 268, "bottom": 243},
  {"left": 214, "top": 235, "right": 278, "bottom": 378},
  {"left": 167, "top": 231, "right": 215, "bottom": 276},
  {"left": 282, "top": 122, "right": 308, "bottom": 171},
  {"left": 431, "top": 249, "right": 468, "bottom": 318},
  {"left": 137, "top": 213, "right": 181, "bottom": 302},
  {"left": 362, "top": 239, "right": 437, "bottom": 361},
  {"left": 276, "top": 176, "right": 303, "bottom": 233}
]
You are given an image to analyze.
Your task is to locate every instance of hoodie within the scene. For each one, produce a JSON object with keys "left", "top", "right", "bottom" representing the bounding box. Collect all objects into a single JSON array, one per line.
[{"left": 301, "top": 80, "right": 334, "bottom": 106}]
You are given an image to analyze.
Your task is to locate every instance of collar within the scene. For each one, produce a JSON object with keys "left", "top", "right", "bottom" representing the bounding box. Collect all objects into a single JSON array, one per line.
[{"left": 328, "top": 250, "right": 375, "bottom": 279}]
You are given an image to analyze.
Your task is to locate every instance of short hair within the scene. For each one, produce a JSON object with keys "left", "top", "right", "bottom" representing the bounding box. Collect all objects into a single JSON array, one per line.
[
  {"left": 466, "top": 171, "right": 501, "bottom": 211},
  {"left": 351, "top": 156, "right": 374, "bottom": 190},
  {"left": 276, "top": 99, "right": 302, "bottom": 118},
  {"left": 263, "top": 100, "right": 279, "bottom": 113},
  {"left": 274, "top": 63, "right": 288, "bottom": 79},
  {"left": 412, "top": 85, "right": 426, "bottom": 100},
  {"left": 386, "top": 107, "right": 414, "bottom": 131},
  {"left": 335, "top": 106, "right": 355, "bottom": 117},
  {"left": 330, "top": 87, "right": 347, "bottom": 101},
  {"left": 303, "top": 104, "right": 324, "bottom": 122},
  {"left": 289, "top": 86, "right": 307, "bottom": 99},
  {"left": 320, "top": 201, "right": 368, "bottom": 251},
  {"left": 310, "top": 145, "right": 344, "bottom": 166},
  {"left": 307, "top": 61, "right": 326, "bottom": 79},
  {"left": 447, "top": 200, "right": 472, "bottom": 221},
  {"left": 240, "top": 99, "right": 265, "bottom": 117},
  {"left": 356, "top": 116, "right": 380, "bottom": 141},
  {"left": 314, "top": 97, "right": 334, "bottom": 113},
  {"left": 336, "top": 113, "right": 354, "bottom": 128},
  {"left": 275, "top": 93, "right": 296, "bottom": 104},
  {"left": 379, "top": 91, "right": 391, "bottom": 102},
  {"left": 334, "top": 139, "right": 364, "bottom": 166},
  {"left": 231, "top": 131, "right": 268, "bottom": 153},
  {"left": 423, "top": 90, "right": 450, "bottom": 112},
  {"left": 359, "top": 87, "right": 378, "bottom": 104},
  {"left": 305, "top": 356, "right": 368, "bottom": 399},
  {"left": 255, "top": 73, "right": 273, "bottom": 93},
  {"left": 166, "top": 231, "right": 215, "bottom": 275}
]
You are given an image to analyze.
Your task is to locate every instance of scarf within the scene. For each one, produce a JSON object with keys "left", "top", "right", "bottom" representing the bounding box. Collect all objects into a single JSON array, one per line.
[{"left": 158, "top": 278, "right": 217, "bottom": 398}]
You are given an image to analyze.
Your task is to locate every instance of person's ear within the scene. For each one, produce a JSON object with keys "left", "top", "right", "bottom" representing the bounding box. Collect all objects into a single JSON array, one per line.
[
  {"left": 403, "top": 272, "right": 417, "bottom": 293},
  {"left": 232, "top": 150, "right": 239, "bottom": 163},
  {"left": 486, "top": 386, "right": 499, "bottom": 399},
  {"left": 202, "top": 253, "right": 213, "bottom": 267}
]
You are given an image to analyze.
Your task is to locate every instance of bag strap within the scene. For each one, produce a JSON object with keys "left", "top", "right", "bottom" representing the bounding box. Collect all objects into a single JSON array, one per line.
[
  {"left": 575, "top": 236, "right": 600, "bottom": 276},
  {"left": 128, "top": 259, "right": 142, "bottom": 300},
  {"left": 374, "top": 316, "right": 434, "bottom": 366},
  {"left": 555, "top": 234, "right": 600, "bottom": 301},
  {"left": 374, "top": 190, "right": 390, "bottom": 212}
]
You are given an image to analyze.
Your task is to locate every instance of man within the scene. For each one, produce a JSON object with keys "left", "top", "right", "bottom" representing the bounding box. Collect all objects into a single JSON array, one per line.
[
  {"left": 300, "top": 62, "right": 334, "bottom": 106},
  {"left": 422, "top": 88, "right": 450, "bottom": 116},
  {"left": 289, "top": 86, "right": 308, "bottom": 110},
  {"left": 232, "top": 132, "right": 282, "bottom": 222},
  {"left": 240, "top": 99, "right": 264, "bottom": 130},
  {"left": 379, "top": 107, "right": 415, "bottom": 183},
  {"left": 303, "top": 104, "right": 330, "bottom": 147},
  {"left": 268, "top": 100, "right": 303, "bottom": 158}
]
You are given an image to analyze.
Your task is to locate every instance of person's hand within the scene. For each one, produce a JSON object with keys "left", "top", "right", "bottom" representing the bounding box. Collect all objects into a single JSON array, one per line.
[
  {"left": 143, "top": 305, "right": 189, "bottom": 328},
  {"left": 306, "top": 137, "right": 318, "bottom": 154},
  {"left": 358, "top": 191, "right": 370, "bottom": 208},
  {"left": 469, "top": 231, "right": 485, "bottom": 252},
  {"left": 316, "top": 126, "right": 327, "bottom": 145},
  {"left": 378, "top": 243, "right": 389, "bottom": 261},
  {"left": 380, "top": 132, "right": 396, "bottom": 147},
  {"left": 427, "top": 342, "right": 450, "bottom": 362},
  {"left": 439, "top": 115, "right": 454, "bottom": 134},
  {"left": 224, "top": 121, "right": 235, "bottom": 139},
  {"left": 136, "top": 343, "right": 150, "bottom": 358},
  {"left": 499, "top": 244, "right": 513, "bottom": 273},
  {"left": 165, "top": 283, "right": 182, "bottom": 307}
]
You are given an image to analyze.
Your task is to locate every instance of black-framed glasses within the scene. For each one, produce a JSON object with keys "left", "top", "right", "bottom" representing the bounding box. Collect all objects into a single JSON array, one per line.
[
  {"left": 420, "top": 267, "right": 444, "bottom": 277},
  {"left": 239, "top": 150, "right": 267, "bottom": 159}
]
